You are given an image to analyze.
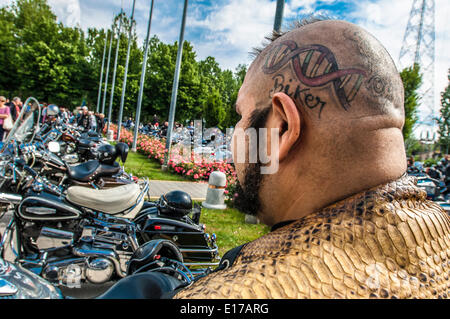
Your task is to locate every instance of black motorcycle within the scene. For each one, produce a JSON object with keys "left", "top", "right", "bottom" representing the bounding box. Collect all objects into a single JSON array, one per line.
[
  {"left": 0, "top": 98, "right": 219, "bottom": 289},
  {"left": 19, "top": 140, "right": 134, "bottom": 189},
  {"left": 0, "top": 238, "right": 207, "bottom": 299},
  {"left": 0, "top": 160, "right": 218, "bottom": 288}
]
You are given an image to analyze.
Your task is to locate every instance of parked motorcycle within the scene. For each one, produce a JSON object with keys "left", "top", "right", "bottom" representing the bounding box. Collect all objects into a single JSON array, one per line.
[
  {"left": 0, "top": 98, "right": 220, "bottom": 289},
  {"left": 8, "top": 106, "right": 136, "bottom": 190},
  {"left": 407, "top": 160, "right": 450, "bottom": 215},
  {"left": 0, "top": 238, "right": 209, "bottom": 299},
  {"left": 19, "top": 140, "right": 135, "bottom": 189},
  {"left": 0, "top": 257, "right": 63, "bottom": 299}
]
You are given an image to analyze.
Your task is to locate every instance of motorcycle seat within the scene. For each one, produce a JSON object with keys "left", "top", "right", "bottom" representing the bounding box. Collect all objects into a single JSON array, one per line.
[
  {"left": 67, "top": 160, "right": 99, "bottom": 182},
  {"left": 77, "top": 139, "right": 95, "bottom": 149},
  {"left": 81, "top": 130, "right": 101, "bottom": 138},
  {"left": 66, "top": 183, "right": 143, "bottom": 215},
  {"left": 79, "top": 133, "right": 102, "bottom": 143},
  {"left": 88, "top": 136, "right": 102, "bottom": 143},
  {"left": 67, "top": 160, "right": 120, "bottom": 183}
]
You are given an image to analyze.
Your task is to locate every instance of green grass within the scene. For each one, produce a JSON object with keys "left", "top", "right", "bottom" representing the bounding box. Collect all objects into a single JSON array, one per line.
[
  {"left": 200, "top": 207, "right": 270, "bottom": 256},
  {"left": 123, "top": 151, "right": 186, "bottom": 181}
]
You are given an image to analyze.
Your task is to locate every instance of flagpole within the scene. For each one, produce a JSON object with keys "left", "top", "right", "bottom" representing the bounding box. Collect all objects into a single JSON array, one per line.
[
  {"left": 132, "top": 0, "right": 155, "bottom": 152},
  {"left": 273, "top": 0, "right": 285, "bottom": 33},
  {"left": 116, "top": 0, "right": 137, "bottom": 141},
  {"left": 162, "top": 0, "right": 189, "bottom": 169},
  {"left": 96, "top": 33, "right": 108, "bottom": 113},
  {"left": 101, "top": 27, "right": 114, "bottom": 115},
  {"left": 107, "top": 11, "right": 123, "bottom": 134}
]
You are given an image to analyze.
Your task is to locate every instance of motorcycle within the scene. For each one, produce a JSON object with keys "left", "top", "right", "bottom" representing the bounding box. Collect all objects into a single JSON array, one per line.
[
  {"left": 10, "top": 110, "right": 136, "bottom": 190},
  {"left": 0, "top": 237, "right": 212, "bottom": 299},
  {"left": 407, "top": 161, "right": 450, "bottom": 215},
  {"left": 37, "top": 121, "right": 110, "bottom": 164},
  {"left": 0, "top": 257, "right": 63, "bottom": 299},
  {"left": 18, "top": 139, "right": 135, "bottom": 190},
  {"left": 0, "top": 98, "right": 220, "bottom": 289}
]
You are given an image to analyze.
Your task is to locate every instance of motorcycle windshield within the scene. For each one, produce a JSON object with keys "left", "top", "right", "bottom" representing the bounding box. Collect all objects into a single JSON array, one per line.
[{"left": 0, "top": 97, "right": 41, "bottom": 153}]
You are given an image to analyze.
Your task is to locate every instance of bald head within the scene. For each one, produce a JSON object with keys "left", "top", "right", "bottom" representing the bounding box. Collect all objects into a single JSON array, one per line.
[
  {"left": 244, "top": 19, "right": 404, "bottom": 125},
  {"left": 233, "top": 19, "right": 407, "bottom": 226}
]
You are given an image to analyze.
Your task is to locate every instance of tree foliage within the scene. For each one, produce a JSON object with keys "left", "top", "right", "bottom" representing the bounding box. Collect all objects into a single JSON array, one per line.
[
  {"left": 437, "top": 69, "right": 450, "bottom": 154},
  {"left": 0, "top": 0, "right": 246, "bottom": 129},
  {"left": 400, "top": 63, "right": 422, "bottom": 142}
]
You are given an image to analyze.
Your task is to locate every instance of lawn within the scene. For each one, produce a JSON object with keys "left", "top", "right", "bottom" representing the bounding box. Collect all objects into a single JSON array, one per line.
[
  {"left": 122, "top": 150, "right": 186, "bottom": 181},
  {"left": 122, "top": 149, "right": 270, "bottom": 256},
  {"left": 200, "top": 207, "right": 270, "bottom": 256}
]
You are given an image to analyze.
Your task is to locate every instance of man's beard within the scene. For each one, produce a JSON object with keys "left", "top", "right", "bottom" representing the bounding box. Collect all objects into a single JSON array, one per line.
[
  {"left": 234, "top": 162, "right": 264, "bottom": 216},
  {"left": 233, "top": 106, "right": 271, "bottom": 216}
]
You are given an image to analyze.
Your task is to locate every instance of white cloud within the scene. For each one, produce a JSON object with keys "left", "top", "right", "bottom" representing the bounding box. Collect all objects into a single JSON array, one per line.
[
  {"left": 187, "top": 0, "right": 276, "bottom": 69},
  {"left": 0, "top": 0, "right": 81, "bottom": 26},
  {"left": 48, "top": 0, "right": 81, "bottom": 27}
]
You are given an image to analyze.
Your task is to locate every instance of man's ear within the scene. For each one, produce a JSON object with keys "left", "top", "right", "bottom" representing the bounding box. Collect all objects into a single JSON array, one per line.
[{"left": 271, "top": 92, "right": 301, "bottom": 162}]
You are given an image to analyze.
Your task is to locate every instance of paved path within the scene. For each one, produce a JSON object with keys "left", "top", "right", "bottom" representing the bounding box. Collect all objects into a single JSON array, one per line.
[{"left": 148, "top": 180, "right": 208, "bottom": 201}]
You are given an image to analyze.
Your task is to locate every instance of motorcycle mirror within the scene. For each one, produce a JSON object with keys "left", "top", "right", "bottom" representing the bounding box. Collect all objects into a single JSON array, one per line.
[{"left": 48, "top": 141, "right": 61, "bottom": 154}]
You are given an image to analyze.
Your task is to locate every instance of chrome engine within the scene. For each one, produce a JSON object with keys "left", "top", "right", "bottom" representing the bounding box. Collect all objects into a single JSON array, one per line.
[{"left": 33, "top": 216, "right": 137, "bottom": 287}]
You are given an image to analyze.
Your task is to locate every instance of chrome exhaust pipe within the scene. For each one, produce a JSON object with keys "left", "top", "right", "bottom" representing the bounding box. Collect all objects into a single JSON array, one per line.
[{"left": 0, "top": 193, "right": 22, "bottom": 205}]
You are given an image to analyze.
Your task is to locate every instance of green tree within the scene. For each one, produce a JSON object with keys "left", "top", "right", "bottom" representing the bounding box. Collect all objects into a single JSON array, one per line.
[
  {"left": 13, "top": 0, "right": 65, "bottom": 101},
  {"left": 437, "top": 69, "right": 450, "bottom": 154},
  {"left": 222, "top": 64, "right": 247, "bottom": 128},
  {"left": 0, "top": 7, "right": 20, "bottom": 97},
  {"left": 203, "top": 87, "right": 226, "bottom": 128},
  {"left": 5, "top": 0, "right": 97, "bottom": 107},
  {"left": 400, "top": 63, "right": 422, "bottom": 142},
  {"left": 143, "top": 37, "right": 202, "bottom": 123},
  {"left": 0, "top": 0, "right": 249, "bottom": 126}
]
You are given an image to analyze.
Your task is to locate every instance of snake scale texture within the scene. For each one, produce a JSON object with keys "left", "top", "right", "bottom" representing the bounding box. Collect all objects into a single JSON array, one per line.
[{"left": 175, "top": 176, "right": 450, "bottom": 299}]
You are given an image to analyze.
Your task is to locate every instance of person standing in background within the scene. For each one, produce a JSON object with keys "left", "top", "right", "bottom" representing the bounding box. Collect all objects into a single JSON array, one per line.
[
  {"left": 0, "top": 96, "right": 11, "bottom": 141},
  {"left": 96, "top": 113, "right": 105, "bottom": 135},
  {"left": 6, "top": 97, "right": 22, "bottom": 122},
  {"left": 89, "top": 111, "right": 97, "bottom": 132},
  {"left": 77, "top": 106, "right": 90, "bottom": 131}
]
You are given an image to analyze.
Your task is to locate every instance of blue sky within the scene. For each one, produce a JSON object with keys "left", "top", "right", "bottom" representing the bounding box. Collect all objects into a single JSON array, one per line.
[{"left": 1, "top": 0, "right": 449, "bottom": 134}]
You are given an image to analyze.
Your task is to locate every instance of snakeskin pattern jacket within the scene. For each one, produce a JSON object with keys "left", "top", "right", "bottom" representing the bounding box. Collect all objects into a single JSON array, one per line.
[{"left": 175, "top": 176, "right": 450, "bottom": 299}]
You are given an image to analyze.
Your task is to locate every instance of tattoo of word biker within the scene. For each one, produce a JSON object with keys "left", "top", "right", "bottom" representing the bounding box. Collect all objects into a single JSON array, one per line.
[{"left": 262, "top": 40, "right": 367, "bottom": 119}]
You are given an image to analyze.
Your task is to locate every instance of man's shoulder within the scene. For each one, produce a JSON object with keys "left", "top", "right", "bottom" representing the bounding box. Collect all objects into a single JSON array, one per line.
[{"left": 176, "top": 177, "right": 450, "bottom": 299}]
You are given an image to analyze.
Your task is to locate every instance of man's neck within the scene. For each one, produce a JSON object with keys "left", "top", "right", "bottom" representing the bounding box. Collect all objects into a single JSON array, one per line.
[
  {"left": 271, "top": 145, "right": 406, "bottom": 225},
  {"left": 277, "top": 169, "right": 405, "bottom": 225}
]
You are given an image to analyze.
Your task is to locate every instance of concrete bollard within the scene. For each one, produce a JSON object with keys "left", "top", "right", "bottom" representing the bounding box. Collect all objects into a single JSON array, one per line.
[
  {"left": 245, "top": 214, "right": 260, "bottom": 224},
  {"left": 107, "top": 130, "right": 114, "bottom": 141},
  {"left": 202, "top": 171, "right": 227, "bottom": 210}
]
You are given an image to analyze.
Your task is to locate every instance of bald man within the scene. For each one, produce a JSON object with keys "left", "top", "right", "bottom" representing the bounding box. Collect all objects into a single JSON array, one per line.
[{"left": 174, "top": 19, "right": 450, "bottom": 299}]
